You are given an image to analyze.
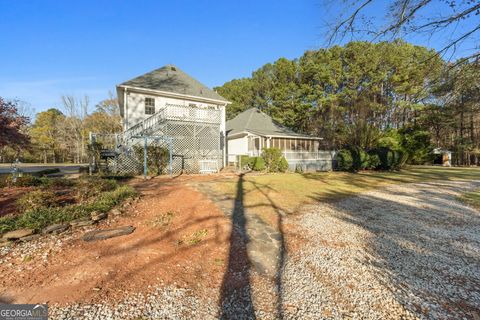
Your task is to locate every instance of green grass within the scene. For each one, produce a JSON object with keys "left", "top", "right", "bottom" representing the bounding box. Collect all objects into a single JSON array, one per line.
[
  {"left": 211, "top": 165, "right": 480, "bottom": 221},
  {"left": 459, "top": 188, "right": 480, "bottom": 210}
]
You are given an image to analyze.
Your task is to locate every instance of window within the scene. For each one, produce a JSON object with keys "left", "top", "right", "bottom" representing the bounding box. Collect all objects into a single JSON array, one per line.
[{"left": 145, "top": 97, "right": 155, "bottom": 115}]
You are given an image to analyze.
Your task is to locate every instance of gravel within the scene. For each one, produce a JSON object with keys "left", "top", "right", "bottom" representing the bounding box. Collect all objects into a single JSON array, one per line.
[
  {"left": 280, "top": 180, "right": 480, "bottom": 319},
  {"left": 3, "top": 180, "right": 480, "bottom": 319}
]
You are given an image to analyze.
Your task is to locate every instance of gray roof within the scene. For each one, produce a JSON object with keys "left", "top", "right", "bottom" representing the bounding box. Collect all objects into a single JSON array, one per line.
[
  {"left": 226, "top": 108, "right": 317, "bottom": 139},
  {"left": 118, "top": 65, "right": 229, "bottom": 102}
]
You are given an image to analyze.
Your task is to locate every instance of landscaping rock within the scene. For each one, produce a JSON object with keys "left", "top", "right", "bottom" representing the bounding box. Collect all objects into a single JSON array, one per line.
[
  {"left": 42, "top": 224, "right": 70, "bottom": 234},
  {"left": 19, "top": 234, "right": 41, "bottom": 242},
  {"left": 2, "top": 229, "right": 35, "bottom": 240},
  {"left": 110, "top": 208, "right": 123, "bottom": 216},
  {"left": 91, "top": 211, "right": 108, "bottom": 221},
  {"left": 82, "top": 226, "right": 136, "bottom": 242},
  {"left": 70, "top": 219, "right": 96, "bottom": 227}
]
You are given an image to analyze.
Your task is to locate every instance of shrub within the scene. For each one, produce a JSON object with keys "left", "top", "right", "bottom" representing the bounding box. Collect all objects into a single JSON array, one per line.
[
  {"left": 370, "top": 147, "right": 406, "bottom": 170},
  {"left": 277, "top": 157, "right": 289, "bottom": 173},
  {"left": 1, "top": 175, "right": 43, "bottom": 187},
  {"left": 350, "top": 147, "right": 369, "bottom": 171},
  {"left": 239, "top": 155, "right": 251, "bottom": 168},
  {"left": 0, "top": 184, "right": 137, "bottom": 234},
  {"left": 262, "top": 148, "right": 288, "bottom": 172},
  {"left": 34, "top": 168, "right": 61, "bottom": 176},
  {"left": 40, "top": 177, "right": 75, "bottom": 188},
  {"left": 76, "top": 176, "right": 118, "bottom": 201},
  {"left": 336, "top": 149, "right": 354, "bottom": 171},
  {"left": 366, "top": 153, "right": 381, "bottom": 170},
  {"left": 16, "top": 189, "right": 57, "bottom": 212},
  {"left": 250, "top": 157, "right": 266, "bottom": 171}
]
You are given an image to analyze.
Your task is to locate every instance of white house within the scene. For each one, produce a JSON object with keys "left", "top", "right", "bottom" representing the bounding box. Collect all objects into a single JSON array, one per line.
[
  {"left": 114, "top": 65, "right": 230, "bottom": 173},
  {"left": 226, "top": 108, "right": 334, "bottom": 171}
]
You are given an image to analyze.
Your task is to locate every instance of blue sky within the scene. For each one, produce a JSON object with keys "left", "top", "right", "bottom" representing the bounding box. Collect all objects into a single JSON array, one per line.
[{"left": 0, "top": 0, "right": 477, "bottom": 115}]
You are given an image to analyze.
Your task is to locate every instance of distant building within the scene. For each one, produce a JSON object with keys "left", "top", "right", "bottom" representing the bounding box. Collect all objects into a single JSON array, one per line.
[
  {"left": 226, "top": 108, "right": 334, "bottom": 171},
  {"left": 433, "top": 148, "right": 452, "bottom": 166}
]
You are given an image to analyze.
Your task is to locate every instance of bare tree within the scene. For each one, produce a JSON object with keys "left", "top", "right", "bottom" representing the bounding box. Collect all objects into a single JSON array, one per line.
[
  {"left": 325, "top": 0, "right": 480, "bottom": 61},
  {"left": 61, "top": 95, "right": 89, "bottom": 163}
]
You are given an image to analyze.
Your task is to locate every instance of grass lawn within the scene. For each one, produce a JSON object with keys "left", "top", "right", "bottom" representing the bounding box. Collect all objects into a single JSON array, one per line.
[
  {"left": 459, "top": 188, "right": 480, "bottom": 210},
  {"left": 211, "top": 166, "right": 480, "bottom": 221}
]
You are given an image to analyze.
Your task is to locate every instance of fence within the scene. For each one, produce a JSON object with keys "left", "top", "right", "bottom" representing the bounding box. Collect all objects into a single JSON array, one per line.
[{"left": 228, "top": 151, "right": 335, "bottom": 172}]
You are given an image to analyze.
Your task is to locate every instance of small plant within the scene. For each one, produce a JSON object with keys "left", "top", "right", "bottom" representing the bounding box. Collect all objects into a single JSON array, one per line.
[
  {"left": 186, "top": 229, "right": 208, "bottom": 245},
  {"left": 76, "top": 176, "right": 117, "bottom": 201},
  {"left": 250, "top": 156, "right": 266, "bottom": 171},
  {"left": 1, "top": 175, "right": 43, "bottom": 188},
  {"left": 336, "top": 149, "right": 354, "bottom": 171},
  {"left": 262, "top": 148, "right": 288, "bottom": 172},
  {"left": 150, "top": 211, "right": 175, "bottom": 228},
  {"left": 16, "top": 189, "right": 57, "bottom": 212}
]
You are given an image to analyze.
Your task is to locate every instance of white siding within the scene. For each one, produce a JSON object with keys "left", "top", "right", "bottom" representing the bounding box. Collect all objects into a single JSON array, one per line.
[
  {"left": 227, "top": 136, "right": 248, "bottom": 162},
  {"left": 124, "top": 91, "right": 223, "bottom": 130}
]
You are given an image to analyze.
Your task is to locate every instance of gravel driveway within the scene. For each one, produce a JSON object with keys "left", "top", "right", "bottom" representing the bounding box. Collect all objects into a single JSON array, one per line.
[
  {"left": 5, "top": 179, "right": 480, "bottom": 319},
  {"left": 281, "top": 180, "right": 480, "bottom": 319}
]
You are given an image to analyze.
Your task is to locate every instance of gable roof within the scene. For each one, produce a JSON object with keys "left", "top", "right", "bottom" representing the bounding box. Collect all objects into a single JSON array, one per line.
[
  {"left": 118, "top": 65, "right": 229, "bottom": 103},
  {"left": 226, "top": 108, "right": 318, "bottom": 139}
]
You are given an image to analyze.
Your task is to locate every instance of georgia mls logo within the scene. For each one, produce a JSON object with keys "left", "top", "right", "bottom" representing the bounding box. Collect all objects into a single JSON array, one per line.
[
  {"left": 0, "top": 303, "right": 48, "bottom": 320},
  {"left": 32, "top": 305, "right": 47, "bottom": 318}
]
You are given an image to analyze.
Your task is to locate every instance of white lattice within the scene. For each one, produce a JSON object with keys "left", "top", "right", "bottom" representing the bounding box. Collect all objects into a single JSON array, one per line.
[{"left": 90, "top": 104, "right": 222, "bottom": 175}]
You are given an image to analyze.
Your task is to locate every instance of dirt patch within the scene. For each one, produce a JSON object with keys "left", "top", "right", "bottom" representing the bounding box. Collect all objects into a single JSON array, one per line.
[
  {"left": 0, "top": 175, "right": 232, "bottom": 306},
  {"left": 0, "top": 187, "right": 33, "bottom": 217}
]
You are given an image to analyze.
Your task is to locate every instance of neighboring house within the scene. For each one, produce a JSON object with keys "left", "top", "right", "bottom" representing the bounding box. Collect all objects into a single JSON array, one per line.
[
  {"left": 226, "top": 108, "right": 334, "bottom": 171},
  {"left": 433, "top": 148, "right": 452, "bottom": 166},
  {"left": 110, "top": 65, "right": 230, "bottom": 174}
]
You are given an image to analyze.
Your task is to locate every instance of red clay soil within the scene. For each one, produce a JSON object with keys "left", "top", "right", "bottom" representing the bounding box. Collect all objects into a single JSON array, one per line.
[
  {"left": 0, "top": 175, "right": 234, "bottom": 306},
  {"left": 0, "top": 187, "right": 33, "bottom": 217}
]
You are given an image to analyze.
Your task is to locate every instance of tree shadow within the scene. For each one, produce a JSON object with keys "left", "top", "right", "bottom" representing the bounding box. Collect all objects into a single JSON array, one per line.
[
  {"left": 306, "top": 181, "right": 480, "bottom": 318},
  {"left": 219, "top": 173, "right": 256, "bottom": 319}
]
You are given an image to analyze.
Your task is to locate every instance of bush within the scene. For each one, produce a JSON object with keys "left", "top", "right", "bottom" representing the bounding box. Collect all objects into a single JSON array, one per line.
[
  {"left": 370, "top": 147, "right": 406, "bottom": 170},
  {"left": 76, "top": 176, "right": 118, "bottom": 201},
  {"left": 350, "top": 147, "right": 369, "bottom": 171},
  {"left": 16, "top": 189, "right": 57, "bottom": 212},
  {"left": 1, "top": 175, "right": 43, "bottom": 188},
  {"left": 366, "top": 153, "right": 381, "bottom": 170},
  {"left": 250, "top": 157, "right": 266, "bottom": 171},
  {"left": 337, "top": 149, "right": 354, "bottom": 171},
  {"left": 34, "top": 168, "right": 61, "bottom": 176},
  {"left": 40, "top": 177, "right": 75, "bottom": 188},
  {"left": 277, "top": 157, "right": 289, "bottom": 173},
  {"left": 262, "top": 148, "right": 288, "bottom": 172},
  {"left": 0, "top": 184, "right": 137, "bottom": 234}
]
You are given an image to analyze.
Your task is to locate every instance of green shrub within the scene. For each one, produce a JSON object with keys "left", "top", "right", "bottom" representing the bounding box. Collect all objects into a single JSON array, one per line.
[
  {"left": 366, "top": 153, "right": 381, "bottom": 170},
  {"left": 337, "top": 149, "right": 354, "bottom": 171},
  {"left": 250, "top": 157, "right": 266, "bottom": 171},
  {"left": 16, "top": 189, "right": 57, "bottom": 212},
  {"left": 40, "top": 177, "right": 75, "bottom": 188},
  {"left": 0, "top": 184, "right": 137, "bottom": 234},
  {"left": 34, "top": 168, "right": 61, "bottom": 176},
  {"left": 370, "top": 147, "right": 406, "bottom": 170},
  {"left": 277, "top": 157, "right": 289, "bottom": 173},
  {"left": 350, "top": 147, "right": 369, "bottom": 171},
  {"left": 239, "top": 155, "right": 251, "bottom": 168},
  {"left": 76, "top": 176, "right": 117, "bottom": 201},
  {"left": 262, "top": 148, "right": 288, "bottom": 172},
  {"left": 1, "top": 175, "right": 43, "bottom": 187}
]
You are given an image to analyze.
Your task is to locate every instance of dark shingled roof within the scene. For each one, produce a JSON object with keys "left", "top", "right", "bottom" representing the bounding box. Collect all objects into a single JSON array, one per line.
[
  {"left": 118, "top": 65, "right": 229, "bottom": 102},
  {"left": 226, "top": 108, "right": 317, "bottom": 138}
]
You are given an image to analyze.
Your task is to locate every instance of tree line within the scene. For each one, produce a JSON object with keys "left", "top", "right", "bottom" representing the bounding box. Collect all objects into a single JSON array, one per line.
[
  {"left": 0, "top": 94, "right": 121, "bottom": 164},
  {"left": 215, "top": 41, "right": 480, "bottom": 166}
]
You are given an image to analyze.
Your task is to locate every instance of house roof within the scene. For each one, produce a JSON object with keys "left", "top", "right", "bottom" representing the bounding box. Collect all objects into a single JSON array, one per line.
[
  {"left": 118, "top": 65, "right": 229, "bottom": 103},
  {"left": 226, "top": 108, "right": 319, "bottom": 139}
]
